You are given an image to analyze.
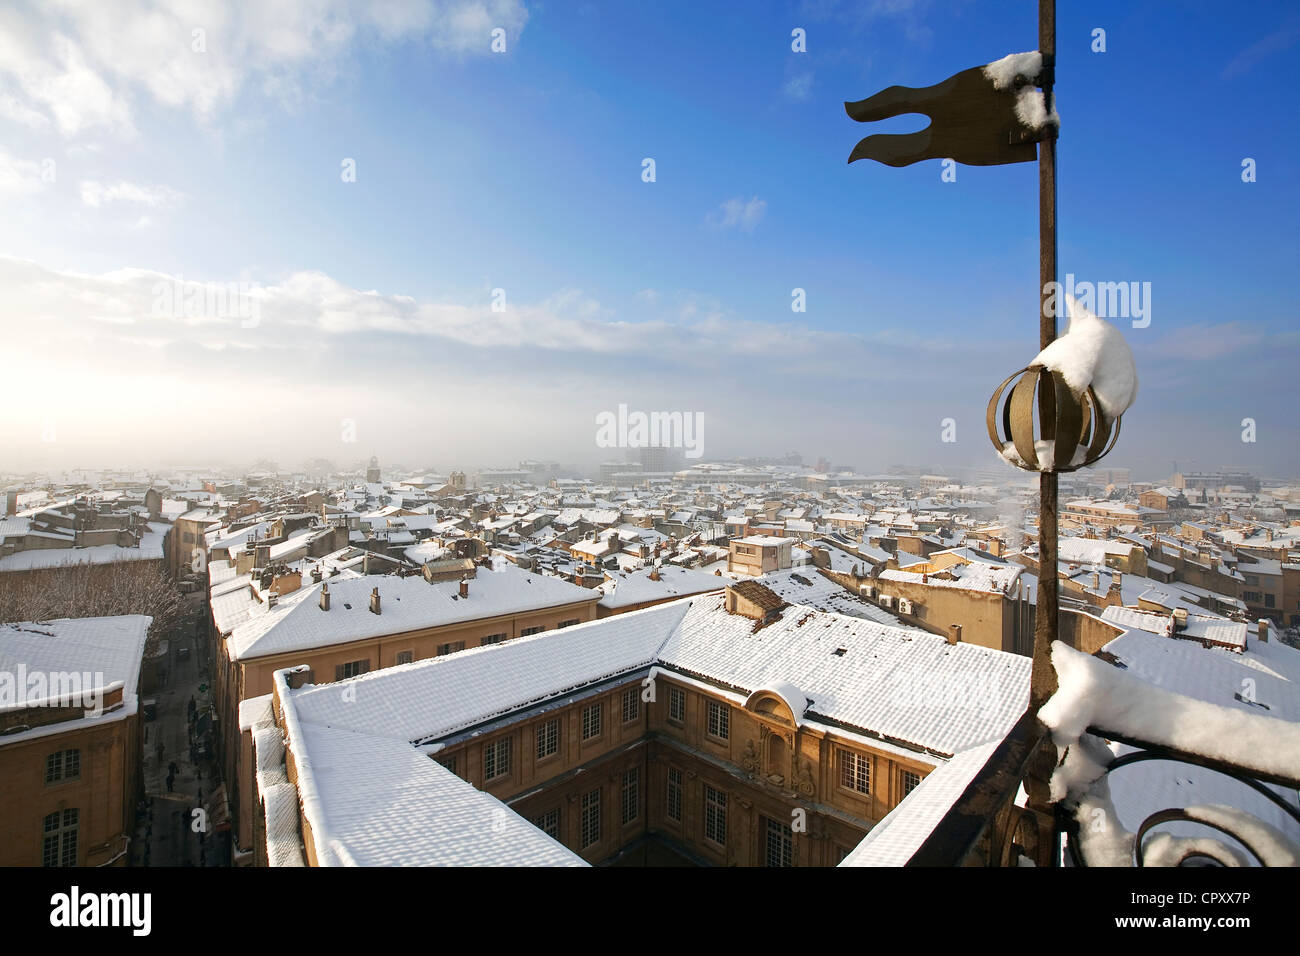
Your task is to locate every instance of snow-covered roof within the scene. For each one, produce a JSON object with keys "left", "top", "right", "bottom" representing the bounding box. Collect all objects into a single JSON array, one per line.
[
  {"left": 758, "top": 567, "right": 913, "bottom": 627},
  {"left": 0, "top": 616, "right": 151, "bottom": 744},
  {"left": 597, "top": 565, "right": 724, "bottom": 609},
  {"left": 226, "top": 565, "right": 598, "bottom": 661},
  {"left": 0, "top": 530, "right": 166, "bottom": 572},
  {"left": 270, "top": 589, "right": 1031, "bottom": 865},
  {"left": 657, "top": 595, "right": 1030, "bottom": 757},
  {"left": 880, "top": 561, "right": 1023, "bottom": 595}
]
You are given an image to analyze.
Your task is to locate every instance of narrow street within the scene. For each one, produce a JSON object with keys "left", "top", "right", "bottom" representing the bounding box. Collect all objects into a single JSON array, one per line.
[{"left": 131, "top": 591, "right": 226, "bottom": 867}]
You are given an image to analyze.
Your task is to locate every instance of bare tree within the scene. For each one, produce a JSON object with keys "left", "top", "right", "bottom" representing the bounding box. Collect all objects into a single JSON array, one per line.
[{"left": 0, "top": 560, "right": 186, "bottom": 656}]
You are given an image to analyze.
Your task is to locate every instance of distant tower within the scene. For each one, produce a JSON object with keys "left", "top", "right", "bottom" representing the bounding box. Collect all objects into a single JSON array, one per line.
[
  {"left": 450, "top": 470, "right": 467, "bottom": 491},
  {"left": 366, "top": 456, "right": 381, "bottom": 483}
]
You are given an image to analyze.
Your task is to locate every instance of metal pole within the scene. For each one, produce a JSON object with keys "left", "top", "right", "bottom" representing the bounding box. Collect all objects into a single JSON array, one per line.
[{"left": 1032, "top": 0, "right": 1059, "bottom": 709}]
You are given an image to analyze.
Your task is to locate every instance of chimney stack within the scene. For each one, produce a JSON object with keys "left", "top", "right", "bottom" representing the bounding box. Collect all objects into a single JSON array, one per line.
[
  {"left": 319, "top": 583, "right": 330, "bottom": 611},
  {"left": 1258, "top": 618, "right": 1269, "bottom": 643},
  {"left": 947, "top": 623, "right": 962, "bottom": 645},
  {"left": 649, "top": 567, "right": 661, "bottom": 582},
  {"left": 1091, "top": 570, "right": 1100, "bottom": 591},
  {"left": 370, "top": 587, "right": 381, "bottom": 615},
  {"left": 459, "top": 577, "right": 469, "bottom": 599}
]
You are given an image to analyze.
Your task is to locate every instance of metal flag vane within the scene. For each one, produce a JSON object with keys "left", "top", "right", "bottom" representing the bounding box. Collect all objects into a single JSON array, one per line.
[
  {"left": 840, "top": 0, "right": 1127, "bottom": 715},
  {"left": 845, "top": 56, "right": 1053, "bottom": 168}
]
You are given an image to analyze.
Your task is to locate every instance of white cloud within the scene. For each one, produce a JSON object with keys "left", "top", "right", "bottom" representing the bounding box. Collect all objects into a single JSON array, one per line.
[
  {"left": 709, "top": 195, "right": 767, "bottom": 232},
  {"left": 783, "top": 72, "right": 814, "bottom": 101},
  {"left": 0, "top": 151, "right": 46, "bottom": 196},
  {"left": 80, "top": 179, "right": 181, "bottom": 208},
  {"left": 0, "top": 1, "right": 530, "bottom": 137}
]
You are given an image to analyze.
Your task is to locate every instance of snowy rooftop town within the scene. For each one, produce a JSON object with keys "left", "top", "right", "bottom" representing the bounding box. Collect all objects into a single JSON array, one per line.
[
  {"left": 1, "top": 0, "right": 1297, "bottom": 916},
  {"left": 2, "top": 458, "right": 1298, "bottom": 868}
]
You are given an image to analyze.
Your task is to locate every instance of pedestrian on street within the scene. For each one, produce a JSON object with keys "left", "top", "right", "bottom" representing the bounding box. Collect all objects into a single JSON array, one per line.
[
  {"left": 165, "top": 772, "right": 174, "bottom": 793},
  {"left": 168, "top": 760, "right": 179, "bottom": 777}
]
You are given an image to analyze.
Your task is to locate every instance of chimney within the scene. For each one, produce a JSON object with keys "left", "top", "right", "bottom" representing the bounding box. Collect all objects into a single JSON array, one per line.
[
  {"left": 369, "top": 587, "right": 381, "bottom": 615},
  {"left": 1091, "top": 570, "right": 1100, "bottom": 591},
  {"left": 285, "top": 667, "right": 314, "bottom": 690},
  {"left": 649, "top": 567, "right": 661, "bottom": 582},
  {"left": 319, "top": 583, "right": 330, "bottom": 611},
  {"left": 1258, "top": 618, "right": 1269, "bottom": 643},
  {"left": 988, "top": 536, "right": 1003, "bottom": 557},
  {"left": 267, "top": 590, "right": 278, "bottom": 608},
  {"left": 4, "top": 490, "right": 17, "bottom": 517},
  {"left": 459, "top": 577, "right": 469, "bottom": 599},
  {"left": 311, "top": 565, "right": 323, "bottom": 583},
  {"left": 947, "top": 623, "right": 962, "bottom": 645},
  {"left": 1172, "top": 607, "right": 1188, "bottom": 632}
]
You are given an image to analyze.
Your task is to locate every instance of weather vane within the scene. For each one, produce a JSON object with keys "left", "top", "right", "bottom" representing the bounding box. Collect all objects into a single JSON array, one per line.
[{"left": 843, "top": 0, "right": 1139, "bottom": 709}]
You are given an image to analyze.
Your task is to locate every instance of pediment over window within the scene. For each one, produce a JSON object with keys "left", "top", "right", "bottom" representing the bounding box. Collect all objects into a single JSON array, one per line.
[{"left": 744, "top": 681, "right": 809, "bottom": 728}]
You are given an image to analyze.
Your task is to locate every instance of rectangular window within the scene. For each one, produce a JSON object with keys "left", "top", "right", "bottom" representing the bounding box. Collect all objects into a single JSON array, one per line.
[
  {"left": 735, "top": 545, "right": 753, "bottom": 555},
  {"left": 557, "top": 619, "right": 581, "bottom": 629},
  {"left": 481, "top": 633, "right": 506, "bottom": 645},
  {"left": 622, "top": 687, "right": 640, "bottom": 724},
  {"left": 764, "top": 817, "right": 793, "bottom": 867},
  {"left": 1265, "top": 594, "right": 1276, "bottom": 608},
  {"left": 838, "top": 749, "right": 870, "bottom": 795},
  {"left": 520, "top": 626, "right": 545, "bottom": 636},
  {"left": 484, "top": 737, "right": 511, "bottom": 781},
  {"left": 533, "top": 808, "right": 560, "bottom": 839},
  {"left": 42, "top": 809, "right": 78, "bottom": 867},
  {"left": 669, "top": 687, "right": 685, "bottom": 724},
  {"left": 536, "top": 719, "right": 559, "bottom": 760},
  {"left": 704, "top": 785, "right": 727, "bottom": 847},
  {"left": 582, "top": 702, "right": 602, "bottom": 741},
  {"left": 395, "top": 650, "right": 413, "bottom": 665},
  {"left": 707, "top": 700, "right": 729, "bottom": 740},
  {"left": 437, "top": 755, "right": 457, "bottom": 776},
  {"left": 335, "top": 659, "right": 370, "bottom": 680},
  {"left": 666, "top": 768, "right": 682, "bottom": 823},
  {"left": 901, "top": 770, "right": 921, "bottom": 798},
  {"left": 621, "top": 768, "right": 640, "bottom": 825},
  {"left": 581, "top": 788, "right": 601, "bottom": 848},
  {"left": 45, "top": 749, "right": 81, "bottom": 784},
  {"left": 438, "top": 641, "right": 465, "bottom": 656}
]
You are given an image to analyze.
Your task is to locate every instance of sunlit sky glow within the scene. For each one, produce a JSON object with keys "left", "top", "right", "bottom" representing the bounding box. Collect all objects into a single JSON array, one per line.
[{"left": 1, "top": 0, "right": 1297, "bottom": 478}]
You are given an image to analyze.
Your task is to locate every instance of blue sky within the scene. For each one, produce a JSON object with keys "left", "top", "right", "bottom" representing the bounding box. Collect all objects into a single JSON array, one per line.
[{"left": 1, "top": 0, "right": 1297, "bottom": 477}]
